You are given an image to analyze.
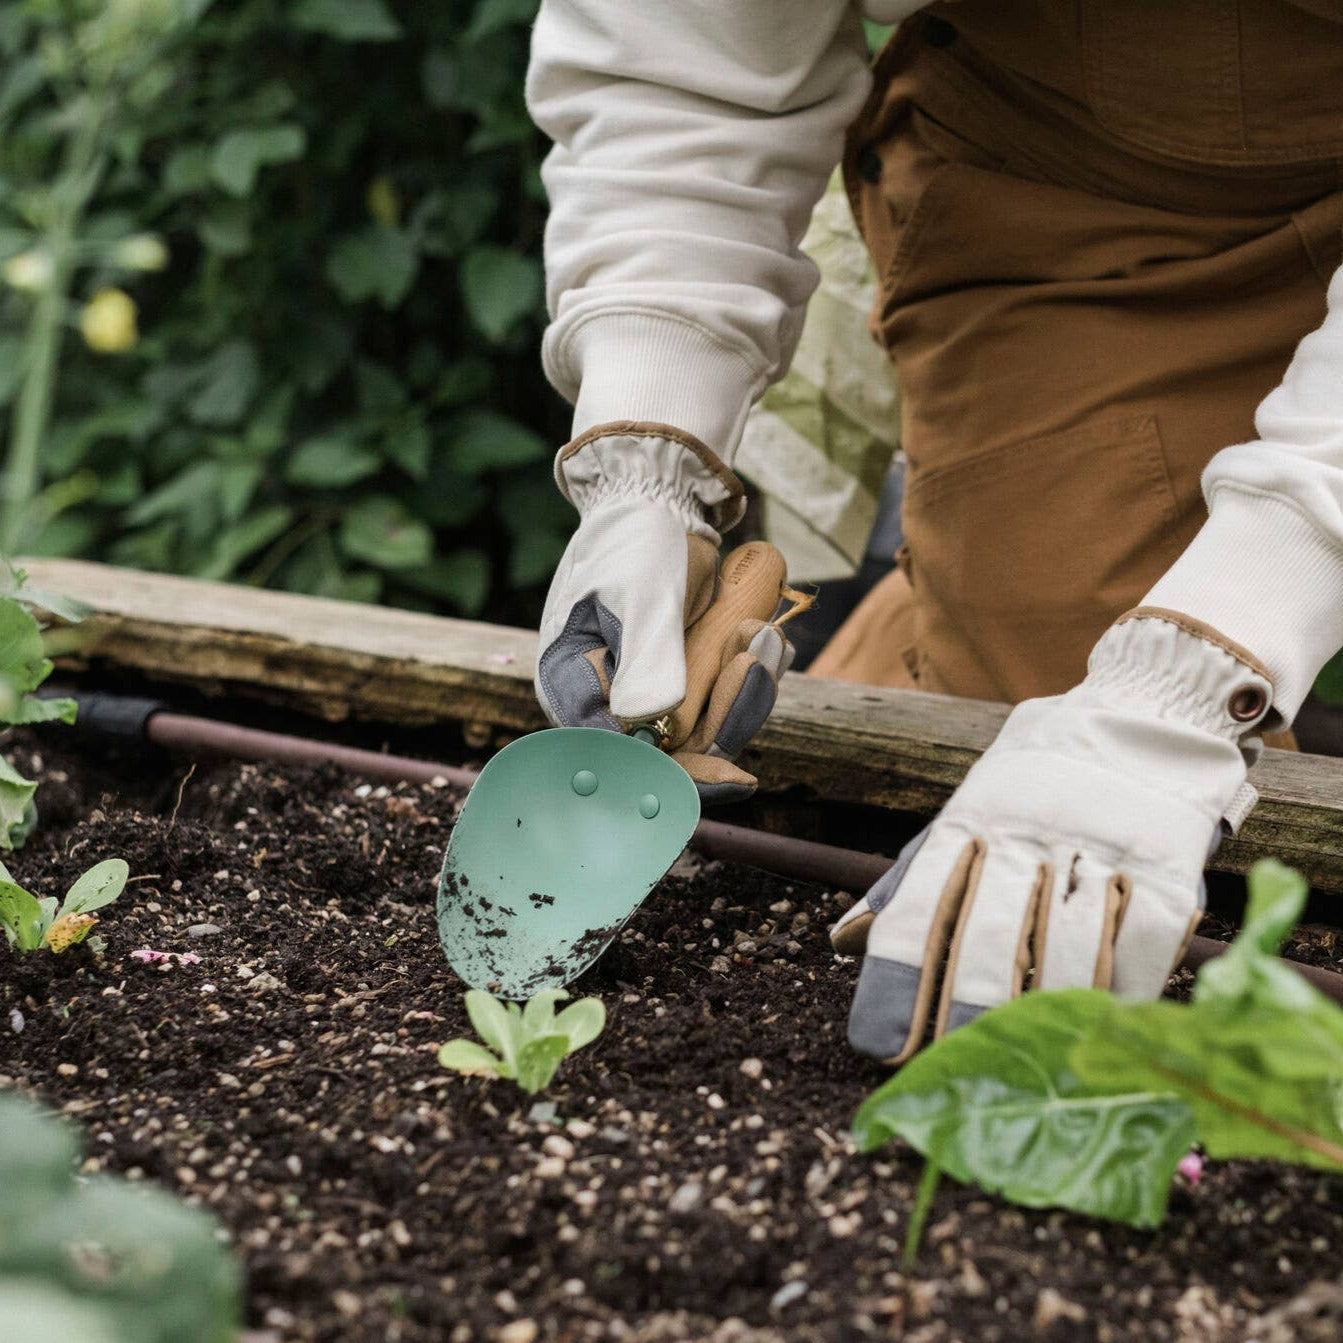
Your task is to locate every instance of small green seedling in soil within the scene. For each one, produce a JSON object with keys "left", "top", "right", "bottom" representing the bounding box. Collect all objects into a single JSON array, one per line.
[
  {"left": 0, "top": 858, "right": 129, "bottom": 955},
  {"left": 439, "top": 988, "right": 606, "bottom": 1094},
  {"left": 853, "top": 858, "right": 1343, "bottom": 1263}
]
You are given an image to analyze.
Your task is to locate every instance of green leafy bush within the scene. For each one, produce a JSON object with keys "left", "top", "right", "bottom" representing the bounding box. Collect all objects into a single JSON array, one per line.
[
  {"left": 0, "top": 1090, "right": 242, "bottom": 1343},
  {"left": 853, "top": 859, "right": 1343, "bottom": 1246},
  {"left": 0, "top": 0, "right": 572, "bottom": 622},
  {"left": 439, "top": 987, "right": 606, "bottom": 1093}
]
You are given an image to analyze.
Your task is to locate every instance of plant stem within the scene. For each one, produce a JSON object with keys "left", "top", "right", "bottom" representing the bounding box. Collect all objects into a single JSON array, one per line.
[
  {"left": 901, "top": 1159, "right": 942, "bottom": 1272},
  {"left": 1, "top": 97, "right": 107, "bottom": 555}
]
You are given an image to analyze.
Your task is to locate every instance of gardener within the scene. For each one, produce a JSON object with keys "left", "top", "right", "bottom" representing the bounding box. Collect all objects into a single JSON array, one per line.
[{"left": 525, "top": 2, "right": 1343, "bottom": 1063}]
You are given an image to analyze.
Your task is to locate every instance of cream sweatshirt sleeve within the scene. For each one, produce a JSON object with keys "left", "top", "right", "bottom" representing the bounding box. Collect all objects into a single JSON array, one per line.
[
  {"left": 528, "top": 0, "right": 1343, "bottom": 725},
  {"left": 525, "top": 0, "right": 873, "bottom": 455},
  {"left": 1144, "top": 265, "right": 1343, "bottom": 722}
]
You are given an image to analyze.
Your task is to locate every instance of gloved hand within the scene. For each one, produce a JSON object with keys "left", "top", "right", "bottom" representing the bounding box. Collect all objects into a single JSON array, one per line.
[
  {"left": 831, "top": 610, "right": 1277, "bottom": 1063},
  {"left": 535, "top": 421, "right": 803, "bottom": 804}
]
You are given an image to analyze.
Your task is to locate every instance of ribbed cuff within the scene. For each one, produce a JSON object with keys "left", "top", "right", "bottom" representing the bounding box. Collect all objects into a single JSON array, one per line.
[
  {"left": 1142, "top": 486, "right": 1343, "bottom": 721},
  {"left": 553, "top": 313, "right": 766, "bottom": 464}
]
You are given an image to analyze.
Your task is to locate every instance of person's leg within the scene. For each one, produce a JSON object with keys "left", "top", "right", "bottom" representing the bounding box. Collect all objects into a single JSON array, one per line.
[{"left": 819, "top": 27, "right": 1343, "bottom": 713}]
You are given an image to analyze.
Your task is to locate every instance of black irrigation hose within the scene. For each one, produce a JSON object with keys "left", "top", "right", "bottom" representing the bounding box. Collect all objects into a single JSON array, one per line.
[{"left": 58, "top": 692, "right": 1343, "bottom": 1005}]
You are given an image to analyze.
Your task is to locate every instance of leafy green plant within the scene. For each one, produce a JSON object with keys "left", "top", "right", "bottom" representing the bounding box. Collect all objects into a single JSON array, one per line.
[
  {"left": 1, "top": 0, "right": 572, "bottom": 623},
  {"left": 0, "top": 1090, "right": 241, "bottom": 1343},
  {"left": 853, "top": 859, "right": 1343, "bottom": 1257},
  {"left": 439, "top": 987, "right": 606, "bottom": 1094},
  {"left": 0, "top": 564, "right": 86, "bottom": 846},
  {"left": 0, "top": 856, "right": 128, "bottom": 955}
]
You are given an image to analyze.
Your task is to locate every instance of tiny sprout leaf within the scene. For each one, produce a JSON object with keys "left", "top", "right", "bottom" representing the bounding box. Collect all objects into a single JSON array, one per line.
[
  {"left": 0, "top": 880, "right": 46, "bottom": 951},
  {"left": 59, "top": 858, "right": 129, "bottom": 916},
  {"left": 465, "top": 988, "right": 517, "bottom": 1068},
  {"left": 553, "top": 997, "right": 606, "bottom": 1052},
  {"left": 521, "top": 987, "right": 567, "bottom": 1036},
  {"left": 438, "top": 1039, "right": 504, "bottom": 1077},
  {"left": 515, "top": 1034, "right": 571, "bottom": 1095}
]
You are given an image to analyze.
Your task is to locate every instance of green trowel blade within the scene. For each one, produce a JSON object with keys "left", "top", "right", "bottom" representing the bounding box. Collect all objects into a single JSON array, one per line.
[{"left": 438, "top": 727, "right": 700, "bottom": 999}]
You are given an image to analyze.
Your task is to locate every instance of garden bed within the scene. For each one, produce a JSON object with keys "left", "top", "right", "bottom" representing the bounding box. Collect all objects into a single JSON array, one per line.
[{"left": 3, "top": 733, "right": 1343, "bottom": 1343}]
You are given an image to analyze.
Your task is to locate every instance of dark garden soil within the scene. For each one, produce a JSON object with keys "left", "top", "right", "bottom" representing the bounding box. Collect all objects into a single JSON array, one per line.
[{"left": 3, "top": 731, "right": 1343, "bottom": 1343}]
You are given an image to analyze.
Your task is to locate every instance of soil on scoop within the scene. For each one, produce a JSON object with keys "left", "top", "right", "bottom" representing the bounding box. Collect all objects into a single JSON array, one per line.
[{"left": 3, "top": 732, "right": 1342, "bottom": 1343}]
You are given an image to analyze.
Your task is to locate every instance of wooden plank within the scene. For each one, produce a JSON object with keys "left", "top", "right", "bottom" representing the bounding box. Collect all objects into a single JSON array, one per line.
[{"left": 21, "top": 557, "right": 1343, "bottom": 892}]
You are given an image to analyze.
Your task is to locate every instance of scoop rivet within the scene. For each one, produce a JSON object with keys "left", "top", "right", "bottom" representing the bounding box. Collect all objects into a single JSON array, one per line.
[
  {"left": 572, "top": 770, "right": 598, "bottom": 796},
  {"left": 639, "top": 794, "right": 660, "bottom": 819}
]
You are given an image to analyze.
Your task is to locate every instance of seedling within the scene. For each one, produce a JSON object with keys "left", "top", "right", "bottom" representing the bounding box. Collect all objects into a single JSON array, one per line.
[
  {"left": 439, "top": 988, "right": 606, "bottom": 1094},
  {"left": 0, "top": 858, "right": 128, "bottom": 955},
  {"left": 853, "top": 859, "right": 1343, "bottom": 1257}
]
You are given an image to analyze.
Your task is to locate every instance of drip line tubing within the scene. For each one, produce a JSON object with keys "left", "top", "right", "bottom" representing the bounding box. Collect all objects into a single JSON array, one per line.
[{"left": 62, "top": 693, "right": 1343, "bottom": 1005}]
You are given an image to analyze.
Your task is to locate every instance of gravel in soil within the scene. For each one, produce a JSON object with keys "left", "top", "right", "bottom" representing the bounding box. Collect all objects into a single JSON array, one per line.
[{"left": 3, "top": 735, "right": 1343, "bottom": 1343}]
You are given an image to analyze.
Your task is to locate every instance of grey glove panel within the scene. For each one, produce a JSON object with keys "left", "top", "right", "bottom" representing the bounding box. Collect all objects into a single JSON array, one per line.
[
  {"left": 866, "top": 826, "right": 931, "bottom": 919},
  {"left": 941, "top": 1000, "right": 987, "bottom": 1035},
  {"left": 713, "top": 662, "right": 777, "bottom": 761},
  {"left": 848, "top": 956, "right": 922, "bottom": 1061},
  {"left": 536, "top": 594, "right": 623, "bottom": 732}
]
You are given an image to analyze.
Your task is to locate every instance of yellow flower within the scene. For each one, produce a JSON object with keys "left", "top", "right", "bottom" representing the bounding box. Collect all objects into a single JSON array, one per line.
[
  {"left": 80, "top": 288, "right": 138, "bottom": 354},
  {"left": 367, "top": 175, "right": 401, "bottom": 228},
  {"left": 3, "top": 249, "right": 54, "bottom": 292}
]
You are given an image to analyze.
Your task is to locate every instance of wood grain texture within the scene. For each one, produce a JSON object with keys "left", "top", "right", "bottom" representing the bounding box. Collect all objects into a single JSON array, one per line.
[{"left": 22, "top": 558, "right": 1343, "bottom": 891}]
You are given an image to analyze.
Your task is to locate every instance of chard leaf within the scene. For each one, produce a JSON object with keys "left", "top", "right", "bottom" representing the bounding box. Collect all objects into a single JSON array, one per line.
[
  {"left": 59, "top": 858, "right": 129, "bottom": 916},
  {"left": 515, "top": 1034, "right": 571, "bottom": 1095},
  {"left": 0, "top": 878, "right": 47, "bottom": 950},
  {"left": 853, "top": 989, "right": 1195, "bottom": 1228},
  {"left": 0, "top": 755, "right": 38, "bottom": 849},
  {"left": 1071, "top": 997, "right": 1343, "bottom": 1170},
  {"left": 0, "top": 599, "right": 51, "bottom": 705},
  {"left": 438, "top": 1039, "right": 504, "bottom": 1077},
  {"left": 553, "top": 996, "right": 606, "bottom": 1052},
  {"left": 7, "top": 694, "right": 77, "bottom": 725},
  {"left": 465, "top": 989, "right": 518, "bottom": 1071}
]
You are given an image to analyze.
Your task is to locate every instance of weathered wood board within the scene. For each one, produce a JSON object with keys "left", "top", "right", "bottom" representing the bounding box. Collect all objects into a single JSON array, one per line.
[{"left": 21, "top": 557, "right": 1343, "bottom": 891}]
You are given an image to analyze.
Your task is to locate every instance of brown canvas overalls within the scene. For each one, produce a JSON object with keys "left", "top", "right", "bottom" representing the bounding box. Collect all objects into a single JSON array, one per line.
[{"left": 812, "top": 0, "right": 1343, "bottom": 738}]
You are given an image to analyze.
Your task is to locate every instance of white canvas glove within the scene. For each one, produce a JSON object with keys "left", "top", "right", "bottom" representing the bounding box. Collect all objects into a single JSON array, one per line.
[
  {"left": 536, "top": 421, "right": 799, "bottom": 803},
  {"left": 832, "top": 610, "right": 1277, "bottom": 1064}
]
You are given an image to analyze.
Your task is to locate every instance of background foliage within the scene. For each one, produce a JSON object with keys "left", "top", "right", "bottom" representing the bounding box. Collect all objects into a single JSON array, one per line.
[{"left": 0, "top": 0, "right": 571, "bottom": 624}]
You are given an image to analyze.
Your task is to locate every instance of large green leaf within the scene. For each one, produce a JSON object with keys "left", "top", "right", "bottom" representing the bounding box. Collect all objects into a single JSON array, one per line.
[
  {"left": 326, "top": 227, "right": 418, "bottom": 308},
  {"left": 291, "top": 0, "right": 403, "bottom": 41},
  {"left": 190, "top": 342, "right": 260, "bottom": 427},
  {"left": 0, "top": 754, "right": 38, "bottom": 851},
  {"left": 397, "top": 550, "right": 491, "bottom": 615},
  {"left": 0, "top": 1284, "right": 122, "bottom": 1343},
  {"left": 0, "top": 597, "right": 52, "bottom": 700},
  {"left": 6, "top": 694, "right": 77, "bottom": 726},
  {"left": 338, "top": 495, "right": 433, "bottom": 570},
  {"left": 446, "top": 409, "right": 548, "bottom": 476},
  {"left": 466, "top": 0, "right": 541, "bottom": 41},
  {"left": 286, "top": 434, "right": 380, "bottom": 488},
  {"left": 438, "top": 1039, "right": 504, "bottom": 1077},
  {"left": 1073, "top": 999, "right": 1343, "bottom": 1170},
  {"left": 553, "top": 996, "right": 605, "bottom": 1052},
  {"left": 197, "top": 505, "right": 294, "bottom": 581},
  {"left": 460, "top": 245, "right": 542, "bottom": 343},
  {"left": 209, "top": 124, "right": 306, "bottom": 196},
  {"left": 853, "top": 989, "right": 1195, "bottom": 1228}
]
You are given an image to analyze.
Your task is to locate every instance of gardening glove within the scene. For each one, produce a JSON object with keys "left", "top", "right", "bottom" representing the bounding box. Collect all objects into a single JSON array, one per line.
[
  {"left": 535, "top": 421, "right": 806, "bottom": 805},
  {"left": 831, "top": 609, "right": 1278, "bottom": 1064}
]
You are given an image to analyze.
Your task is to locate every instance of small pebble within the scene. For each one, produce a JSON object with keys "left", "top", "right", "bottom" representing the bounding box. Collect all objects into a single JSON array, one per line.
[
  {"left": 542, "top": 1134, "right": 575, "bottom": 1161},
  {"left": 527, "top": 1102, "right": 558, "bottom": 1125},
  {"left": 739, "top": 1058, "right": 764, "bottom": 1079},
  {"left": 669, "top": 1182, "right": 703, "bottom": 1214},
  {"left": 188, "top": 923, "right": 223, "bottom": 938},
  {"left": 770, "top": 1280, "right": 808, "bottom": 1311},
  {"left": 497, "top": 1323, "right": 538, "bottom": 1343},
  {"left": 8, "top": 1008, "right": 23, "bottom": 1034}
]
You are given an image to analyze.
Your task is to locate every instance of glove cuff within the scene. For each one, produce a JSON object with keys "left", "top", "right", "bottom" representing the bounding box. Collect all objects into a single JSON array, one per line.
[
  {"left": 1081, "top": 609, "right": 1277, "bottom": 746},
  {"left": 556, "top": 421, "right": 747, "bottom": 542}
]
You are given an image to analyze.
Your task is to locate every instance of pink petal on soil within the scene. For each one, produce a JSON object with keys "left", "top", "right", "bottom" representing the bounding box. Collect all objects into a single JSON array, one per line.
[
  {"left": 131, "top": 948, "right": 169, "bottom": 963},
  {"left": 178, "top": 952, "right": 202, "bottom": 966},
  {"left": 1177, "top": 1152, "right": 1204, "bottom": 1186}
]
